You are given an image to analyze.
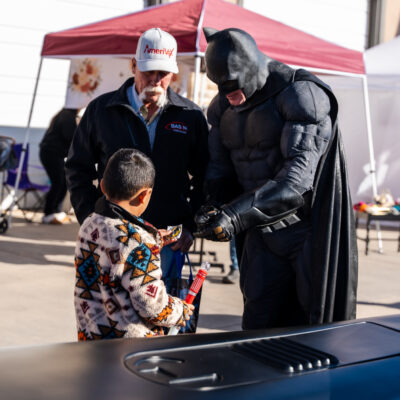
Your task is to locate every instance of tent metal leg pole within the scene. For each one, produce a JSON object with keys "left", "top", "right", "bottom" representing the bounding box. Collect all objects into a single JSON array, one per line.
[
  {"left": 362, "top": 74, "right": 383, "bottom": 253},
  {"left": 199, "top": 67, "right": 209, "bottom": 109},
  {"left": 7, "top": 57, "right": 43, "bottom": 228},
  {"left": 193, "top": 55, "right": 201, "bottom": 105}
]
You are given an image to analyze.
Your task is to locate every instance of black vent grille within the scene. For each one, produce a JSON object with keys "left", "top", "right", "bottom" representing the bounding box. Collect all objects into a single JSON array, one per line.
[{"left": 232, "top": 337, "right": 338, "bottom": 374}]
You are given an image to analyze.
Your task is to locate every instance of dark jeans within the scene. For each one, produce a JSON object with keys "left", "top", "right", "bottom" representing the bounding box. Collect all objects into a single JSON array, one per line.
[
  {"left": 239, "top": 218, "right": 312, "bottom": 330},
  {"left": 230, "top": 237, "right": 239, "bottom": 270},
  {"left": 39, "top": 147, "right": 67, "bottom": 216}
]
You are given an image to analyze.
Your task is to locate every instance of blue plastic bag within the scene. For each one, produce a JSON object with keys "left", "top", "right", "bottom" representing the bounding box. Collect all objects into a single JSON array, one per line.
[{"left": 163, "top": 252, "right": 202, "bottom": 334}]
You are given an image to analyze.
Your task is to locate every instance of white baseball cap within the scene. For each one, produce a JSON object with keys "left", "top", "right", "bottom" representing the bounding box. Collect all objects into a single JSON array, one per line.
[{"left": 135, "top": 28, "right": 179, "bottom": 74}]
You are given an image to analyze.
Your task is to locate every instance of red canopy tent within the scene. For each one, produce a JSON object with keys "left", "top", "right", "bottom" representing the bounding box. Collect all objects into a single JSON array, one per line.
[
  {"left": 41, "top": 0, "right": 364, "bottom": 75},
  {"left": 10, "top": 0, "right": 378, "bottom": 228}
]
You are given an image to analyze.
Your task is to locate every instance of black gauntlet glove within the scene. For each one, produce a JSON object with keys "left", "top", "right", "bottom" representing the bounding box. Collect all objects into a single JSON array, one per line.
[
  {"left": 194, "top": 205, "right": 235, "bottom": 242},
  {"left": 195, "top": 181, "right": 304, "bottom": 241}
]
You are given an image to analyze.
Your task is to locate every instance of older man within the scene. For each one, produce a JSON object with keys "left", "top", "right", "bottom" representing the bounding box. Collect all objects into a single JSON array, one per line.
[{"left": 66, "top": 28, "right": 208, "bottom": 261}]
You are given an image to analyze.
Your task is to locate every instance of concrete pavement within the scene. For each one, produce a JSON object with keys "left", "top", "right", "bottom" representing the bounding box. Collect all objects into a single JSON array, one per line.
[{"left": 0, "top": 212, "right": 399, "bottom": 348}]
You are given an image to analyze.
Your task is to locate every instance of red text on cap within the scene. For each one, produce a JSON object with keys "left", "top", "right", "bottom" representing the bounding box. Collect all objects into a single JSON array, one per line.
[{"left": 144, "top": 44, "right": 174, "bottom": 58}]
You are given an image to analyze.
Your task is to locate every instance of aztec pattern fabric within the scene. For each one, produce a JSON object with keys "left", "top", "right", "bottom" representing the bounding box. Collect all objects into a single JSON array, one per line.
[{"left": 74, "top": 211, "right": 190, "bottom": 340}]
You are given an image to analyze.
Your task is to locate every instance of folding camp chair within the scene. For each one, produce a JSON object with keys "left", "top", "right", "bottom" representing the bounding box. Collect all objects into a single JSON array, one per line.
[
  {"left": 0, "top": 135, "right": 18, "bottom": 232},
  {"left": 2, "top": 143, "right": 50, "bottom": 223}
]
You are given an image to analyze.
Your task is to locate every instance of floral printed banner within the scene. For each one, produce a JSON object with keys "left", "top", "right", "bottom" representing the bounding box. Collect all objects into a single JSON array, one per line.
[
  {"left": 65, "top": 57, "right": 132, "bottom": 109},
  {"left": 65, "top": 57, "right": 191, "bottom": 109}
]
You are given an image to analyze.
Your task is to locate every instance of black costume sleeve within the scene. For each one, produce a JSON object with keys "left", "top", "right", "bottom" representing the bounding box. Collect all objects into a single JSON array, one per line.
[
  {"left": 222, "top": 81, "right": 333, "bottom": 233},
  {"left": 274, "top": 80, "right": 332, "bottom": 193},
  {"left": 65, "top": 103, "right": 100, "bottom": 224}
]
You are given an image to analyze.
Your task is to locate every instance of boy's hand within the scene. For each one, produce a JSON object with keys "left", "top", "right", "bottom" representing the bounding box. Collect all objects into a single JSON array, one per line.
[
  {"left": 159, "top": 229, "right": 177, "bottom": 247},
  {"left": 185, "top": 303, "right": 195, "bottom": 320},
  {"left": 177, "top": 302, "right": 194, "bottom": 327},
  {"left": 170, "top": 227, "right": 193, "bottom": 253},
  {"left": 182, "top": 301, "right": 194, "bottom": 321}
]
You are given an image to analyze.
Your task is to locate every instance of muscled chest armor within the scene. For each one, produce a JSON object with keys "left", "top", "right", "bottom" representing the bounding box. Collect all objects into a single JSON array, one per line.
[{"left": 219, "top": 98, "right": 285, "bottom": 191}]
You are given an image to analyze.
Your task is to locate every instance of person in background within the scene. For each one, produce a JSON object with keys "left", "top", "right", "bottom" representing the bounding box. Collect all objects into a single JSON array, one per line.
[
  {"left": 75, "top": 148, "right": 193, "bottom": 340},
  {"left": 222, "top": 238, "right": 239, "bottom": 284},
  {"left": 65, "top": 28, "right": 208, "bottom": 285},
  {"left": 40, "top": 108, "right": 79, "bottom": 224}
]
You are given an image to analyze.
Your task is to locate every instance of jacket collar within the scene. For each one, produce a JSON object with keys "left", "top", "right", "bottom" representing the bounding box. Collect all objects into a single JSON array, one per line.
[
  {"left": 94, "top": 196, "right": 158, "bottom": 236},
  {"left": 105, "top": 77, "right": 189, "bottom": 109}
]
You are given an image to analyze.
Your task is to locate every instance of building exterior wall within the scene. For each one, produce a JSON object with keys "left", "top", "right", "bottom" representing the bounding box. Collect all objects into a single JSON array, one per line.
[
  {"left": 0, "top": 0, "right": 143, "bottom": 129},
  {"left": 381, "top": 0, "right": 400, "bottom": 42},
  {"left": 242, "top": 0, "right": 370, "bottom": 51}
]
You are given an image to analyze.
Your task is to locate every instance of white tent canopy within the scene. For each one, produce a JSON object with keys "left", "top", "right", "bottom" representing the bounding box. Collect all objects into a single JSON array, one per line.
[
  {"left": 363, "top": 36, "right": 400, "bottom": 201},
  {"left": 366, "top": 36, "right": 400, "bottom": 76},
  {"left": 315, "top": 74, "right": 374, "bottom": 203}
]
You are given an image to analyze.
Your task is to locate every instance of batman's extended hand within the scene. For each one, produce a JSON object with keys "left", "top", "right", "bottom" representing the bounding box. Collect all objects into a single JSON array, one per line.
[
  {"left": 194, "top": 205, "right": 235, "bottom": 242},
  {"left": 195, "top": 181, "right": 305, "bottom": 242}
]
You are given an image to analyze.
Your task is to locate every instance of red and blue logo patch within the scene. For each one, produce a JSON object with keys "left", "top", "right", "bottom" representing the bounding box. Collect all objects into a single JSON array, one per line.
[{"left": 165, "top": 121, "right": 188, "bottom": 134}]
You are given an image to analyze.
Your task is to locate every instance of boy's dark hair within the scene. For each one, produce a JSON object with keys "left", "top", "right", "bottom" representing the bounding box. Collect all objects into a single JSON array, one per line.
[{"left": 103, "top": 148, "right": 155, "bottom": 201}]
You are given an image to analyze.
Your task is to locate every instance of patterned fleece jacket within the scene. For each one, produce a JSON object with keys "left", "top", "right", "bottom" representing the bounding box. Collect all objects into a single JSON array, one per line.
[{"left": 74, "top": 196, "right": 191, "bottom": 340}]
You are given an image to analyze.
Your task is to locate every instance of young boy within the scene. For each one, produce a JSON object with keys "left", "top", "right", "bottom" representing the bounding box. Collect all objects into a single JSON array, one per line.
[{"left": 74, "top": 148, "right": 193, "bottom": 340}]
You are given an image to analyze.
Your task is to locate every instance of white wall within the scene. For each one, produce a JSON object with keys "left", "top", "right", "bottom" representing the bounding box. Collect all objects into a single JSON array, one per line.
[
  {"left": 367, "top": 82, "right": 400, "bottom": 201},
  {"left": 0, "top": 0, "right": 143, "bottom": 130},
  {"left": 242, "top": 0, "right": 369, "bottom": 51},
  {"left": 319, "top": 75, "right": 373, "bottom": 203}
]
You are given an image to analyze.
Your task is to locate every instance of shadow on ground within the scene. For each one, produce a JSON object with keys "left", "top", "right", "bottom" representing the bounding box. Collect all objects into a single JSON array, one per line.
[
  {"left": 0, "top": 216, "right": 77, "bottom": 267},
  {"left": 198, "top": 313, "right": 242, "bottom": 331},
  {"left": 3, "top": 216, "right": 78, "bottom": 242},
  {"left": 205, "top": 275, "right": 235, "bottom": 284},
  {"left": 357, "top": 301, "right": 400, "bottom": 310}
]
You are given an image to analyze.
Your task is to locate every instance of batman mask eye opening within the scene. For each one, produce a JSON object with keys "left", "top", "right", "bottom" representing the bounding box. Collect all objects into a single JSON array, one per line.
[{"left": 219, "top": 80, "right": 240, "bottom": 95}]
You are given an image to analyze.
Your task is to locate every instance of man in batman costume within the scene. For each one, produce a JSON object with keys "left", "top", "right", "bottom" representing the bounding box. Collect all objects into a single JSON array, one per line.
[{"left": 195, "top": 27, "right": 358, "bottom": 329}]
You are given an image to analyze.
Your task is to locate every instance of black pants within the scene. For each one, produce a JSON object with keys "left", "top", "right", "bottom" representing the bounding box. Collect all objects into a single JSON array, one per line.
[
  {"left": 239, "top": 218, "right": 312, "bottom": 330},
  {"left": 39, "top": 147, "right": 67, "bottom": 216}
]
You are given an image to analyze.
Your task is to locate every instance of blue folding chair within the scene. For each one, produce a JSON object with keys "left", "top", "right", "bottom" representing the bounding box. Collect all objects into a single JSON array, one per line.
[{"left": 2, "top": 143, "right": 50, "bottom": 223}]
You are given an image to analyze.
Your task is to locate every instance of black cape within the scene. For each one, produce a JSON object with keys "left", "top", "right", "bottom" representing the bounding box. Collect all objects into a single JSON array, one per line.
[{"left": 294, "top": 69, "right": 358, "bottom": 324}]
